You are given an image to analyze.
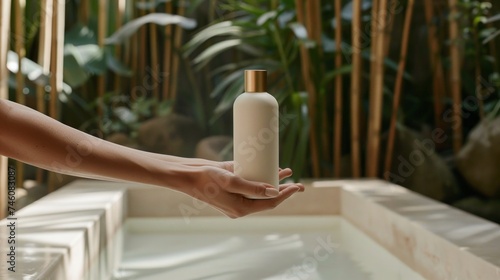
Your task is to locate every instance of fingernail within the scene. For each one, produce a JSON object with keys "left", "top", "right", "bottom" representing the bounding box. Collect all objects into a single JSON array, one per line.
[{"left": 265, "top": 188, "right": 279, "bottom": 197}]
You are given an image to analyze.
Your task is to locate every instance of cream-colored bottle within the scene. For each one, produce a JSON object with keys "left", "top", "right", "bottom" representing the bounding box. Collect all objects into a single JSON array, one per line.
[{"left": 233, "top": 70, "right": 279, "bottom": 198}]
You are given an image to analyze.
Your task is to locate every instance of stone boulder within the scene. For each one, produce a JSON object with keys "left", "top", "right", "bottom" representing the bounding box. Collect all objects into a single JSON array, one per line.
[
  {"left": 137, "top": 114, "right": 202, "bottom": 157},
  {"left": 385, "top": 125, "right": 460, "bottom": 201},
  {"left": 456, "top": 117, "right": 500, "bottom": 198},
  {"left": 195, "top": 136, "right": 232, "bottom": 161}
]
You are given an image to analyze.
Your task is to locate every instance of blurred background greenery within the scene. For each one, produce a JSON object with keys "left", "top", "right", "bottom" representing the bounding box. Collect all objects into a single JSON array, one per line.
[{"left": 1, "top": 0, "right": 500, "bottom": 223}]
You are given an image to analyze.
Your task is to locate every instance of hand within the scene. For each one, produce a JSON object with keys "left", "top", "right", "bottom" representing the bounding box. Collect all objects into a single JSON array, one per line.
[{"left": 186, "top": 162, "right": 304, "bottom": 218}]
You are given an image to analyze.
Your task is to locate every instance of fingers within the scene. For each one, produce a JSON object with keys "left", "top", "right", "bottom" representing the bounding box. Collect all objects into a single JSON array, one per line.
[
  {"left": 278, "top": 168, "right": 293, "bottom": 181},
  {"left": 226, "top": 176, "right": 279, "bottom": 198},
  {"left": 246, "top": 185, "right": 301, "bottom": 213},
  {"left": 279, "top": 182, "right": 305, "bottom": 192}
]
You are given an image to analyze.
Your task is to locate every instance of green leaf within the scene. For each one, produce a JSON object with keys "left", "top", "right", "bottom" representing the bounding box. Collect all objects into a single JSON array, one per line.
[
  {"left": 211, "top": 77, "right": 244, "bottom": 123},
  {"left": 7, "top": 51, "right": 72, "bottom": 94},
  {"left": 63, "top": 44, "right": 106, "bottom": 87},
  {"left": 257, "top": 11, "right": 278, "bottom": 26},
  {"left": 486, "top": 13, "right": 500, "bottom": 24},
  {"left": 210, "top": 70, "right": 244, "bottom": 98},
  {"left": 193, "top": 39, "right": 242, "bottom": 67},
  {"left": 105, "top": 13, "right": 197, "bottom": 45},
  {"left": 288, "top": 22, "right": 316, "bottom": 48},
  {"left": 322, "top": 65, "right": 353, "bottom": 85},
  {"left": 105, "top": 49, "right": 133, "bottom": 76},
  {"left": 183, "top": 21, "right": 243, "bottom": 56},
  {"left": 483, "top": 30, "right": 500, "bottom": 45},
  {"left": 65, "top": 24, "right": 97, "bottom": 46}
]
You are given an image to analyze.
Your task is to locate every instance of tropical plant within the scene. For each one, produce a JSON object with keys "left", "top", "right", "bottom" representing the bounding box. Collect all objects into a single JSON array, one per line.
[{"left": 184, "top": 0, "right": 417, "bottom": 179}]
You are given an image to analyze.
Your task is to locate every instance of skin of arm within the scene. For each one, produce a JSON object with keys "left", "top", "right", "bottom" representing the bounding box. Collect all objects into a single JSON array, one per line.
[{"left": 0, "top": 100, "right": 304, "bottom": 218}]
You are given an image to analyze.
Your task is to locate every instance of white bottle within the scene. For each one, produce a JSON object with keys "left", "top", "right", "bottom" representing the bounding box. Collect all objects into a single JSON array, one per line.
[{"left": 233, "top": 70, "right": 279, "bottom": 198}]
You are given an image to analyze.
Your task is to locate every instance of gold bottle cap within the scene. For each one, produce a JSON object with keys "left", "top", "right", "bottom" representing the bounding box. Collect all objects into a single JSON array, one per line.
[{"left": 245, "top": 70, "right": 267, "bottom": 92}]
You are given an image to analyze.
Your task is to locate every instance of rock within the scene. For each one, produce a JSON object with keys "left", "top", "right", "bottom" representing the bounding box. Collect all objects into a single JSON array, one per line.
[
  {"left": 385, "top": 125, "right": 460, "bottom": 201},
  {"left": 195, "top": 136, "right": 232, "bottom": 161},
  {"left": 136, "top": 114, "right": 202, "bottom": 157},
  {"left": 456, "top": 117, "right": 500, "bottom": 198},
  {"left": 453, "top": 197, "right": 500, "bottom": 224}
]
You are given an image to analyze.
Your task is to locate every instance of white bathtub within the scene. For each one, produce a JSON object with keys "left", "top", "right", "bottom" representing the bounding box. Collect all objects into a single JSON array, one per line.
[{"left": 1, "top": 179, "right": 499, "bottom": 279}]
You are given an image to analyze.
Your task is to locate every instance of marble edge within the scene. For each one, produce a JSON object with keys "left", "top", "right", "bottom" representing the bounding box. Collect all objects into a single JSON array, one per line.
[
  {"left": 334, "top": 179, "right": 500, "bottom": 280},
  {"left": 0, "top": 179, "right": 128, "bottom": 280}
]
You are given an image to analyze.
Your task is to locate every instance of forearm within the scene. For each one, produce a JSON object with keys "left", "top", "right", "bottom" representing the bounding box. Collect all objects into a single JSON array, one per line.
[{"left": 0, "top": 100, "right": 197, "bottom": 191}]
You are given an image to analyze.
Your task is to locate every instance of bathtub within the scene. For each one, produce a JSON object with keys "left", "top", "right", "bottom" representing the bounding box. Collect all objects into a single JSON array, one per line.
[{"left": 1, "top": 179, "right": 499, "bottom": 279}]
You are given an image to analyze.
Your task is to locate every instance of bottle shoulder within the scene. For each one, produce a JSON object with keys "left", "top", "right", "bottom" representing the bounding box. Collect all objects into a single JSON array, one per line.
[{"left": 234, "top": 92, "right": 278, "bottom": 107}]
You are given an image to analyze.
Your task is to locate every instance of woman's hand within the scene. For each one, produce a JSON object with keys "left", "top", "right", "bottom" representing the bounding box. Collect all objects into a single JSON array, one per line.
[{"left": 184, "top": 162, "right": 304, "bottom": 218}]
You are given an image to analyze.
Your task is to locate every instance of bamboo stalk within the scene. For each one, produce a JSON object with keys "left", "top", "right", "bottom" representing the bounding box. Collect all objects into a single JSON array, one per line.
[
  {"left": 369, "top": 0, "right": 380, "bottom": 94},
  {"left": 14, "top": 0, "right": 26, "bottom": 191},
  {"left": 366, "top": 0, "right": 379, "bottom": 173},
  {"left": 79, "top": 0, "right": 89, "bottom": 24},
  {"left": 366, "top": 0, "right": 388, "bottom": 177},
  {"left": 305, "top": 0, "right": 328, "bottom": 172},
  {"left": 384, "top": 0, "right": 415, "bottom": 180},
  {"left": 448, "top": 0, "right": 463, "bottom": 154},
  {"left": 170, "top": 0, "right": 185, "bottom": 101},
  {"left": 383, "top": 0, "right": 396, "bottom": 57},
  {"left": 36, "top": 0, "right": 53, "bottom": 184},
  {"left": 149, "top": 2, "right": 160, "bottom": 99},
  {"left": 162, "top": 0, "right": 173, "bottom": 100},
  {"left": 333, "top": 0, "right": 343, "bottom": 177},
  {"left": 0, "top": 0, "right": 12, "bottom": 218},
  {"left": 424, "top": 0, "right": 446, "bottom": 133},
  {"left": 130, "top": 0, "right": 139, "bottom": 92},
  {"left": 97, "top": 0, "right": 107, "bottom": 114},
  {"left": 296, "top": 0, "right": 321, "bottom": 177},
  {"left": 113, "top": 0, "right": 126, "bottom": 95},
  {"left": 49, "top": 0, "right": 65, "bottom": 119},
  {"left": 351, "top": 0, "right": 362, "bottom": 178},
  {"left": 137, "top": 7, "right": 147, "bottom": 96},
  {"left": 48, "top": 0, "right": 65, "bottom": 192}
]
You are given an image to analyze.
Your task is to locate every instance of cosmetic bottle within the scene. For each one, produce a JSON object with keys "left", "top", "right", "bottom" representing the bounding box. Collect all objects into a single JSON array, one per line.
[{"left": 233, "top": 70, "right": 279, "bottom": 198}]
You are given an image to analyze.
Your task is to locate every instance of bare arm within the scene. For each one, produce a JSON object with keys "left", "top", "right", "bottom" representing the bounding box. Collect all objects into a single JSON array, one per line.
[{"left": 0, "top": 100, "right": 303, "bottom": 218}]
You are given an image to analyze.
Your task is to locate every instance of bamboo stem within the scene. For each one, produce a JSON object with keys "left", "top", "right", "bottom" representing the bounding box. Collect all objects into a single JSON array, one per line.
[
  {"left": 384, "top": 0, "right": 415, "bottom": 180},
  {"left": 449, "top": 0, "right": 463, "bottom": 154},
  {"left": 97, "top": 0, "right": 107, "bottom": 114},
  {"left": 333, "top": 0, "right": 343, "bottom": 177},
  {"left": 369, "top": 0, "right": 380, "bottom": 94},
  {"left": 49, "top": 0, "right": 65, "bottom": 119},
  {"left": 149, "top": 3, "right": 160, "bottom": 99},
  {"left": 0, "top": 0, "right": 12, "bottom": 218},
  {"left": 114, "top": 0, "right": 126, "bottom": 95},
  {"left": 48, "top": 0, "right": 65, "bottom": 192},
  {"left": 138, "top": 7, "right": 147, "bottom": 96},
  {"left": 130, "top": 1, "right": 139, "bottom": 92},
  {"left": 296, "top": 0, "right": 321, "bottom": 177},
  {"left": 14, "top": 0, "right": 26, "bottom": 105},
  {"left": 383, "top": 0, "right": 396, "bottom": 57},
  {"left": 424, "top": 0, "right": 446, "bottom": 133},
  {"left": 36, "top": 0, "right": 52, "bottom": 184},
  {"left": 170, "top": 0, "right": 185, "bottom": 102},
  {"left": 79, "top": 0, "right": 89, "bottom": 24},
  {"left": 14, "top": 0, "right": 26, "bottom": 191},
  {"left": 306, "top": 0, "right": 329, "bottom": 170},
  {"left": 351, "top": 0, "right": 362, "bottom": 178},
  {"left": 366, "top": 0, "right": 388, "bottom": 177},
  {"left": 162, "top": 0, "right": 173, "bottom": 100}
]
